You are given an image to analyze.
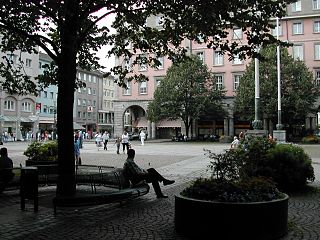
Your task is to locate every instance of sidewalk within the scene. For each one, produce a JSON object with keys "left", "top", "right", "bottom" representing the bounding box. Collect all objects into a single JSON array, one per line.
[{"left": 1, "top": 143, "right": 320, "bottom": 239}]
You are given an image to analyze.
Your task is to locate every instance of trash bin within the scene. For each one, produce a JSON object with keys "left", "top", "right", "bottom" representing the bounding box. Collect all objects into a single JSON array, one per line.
[{"left": 20, "top": 166, "right": 38, "bottom": 212}]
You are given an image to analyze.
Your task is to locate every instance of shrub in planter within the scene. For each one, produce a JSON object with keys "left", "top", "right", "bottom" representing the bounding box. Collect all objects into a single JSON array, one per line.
[
  {"left": 24, "top": 141, "right": 58, "bottom": 162},
  {"left": 261, "top": 144, "right": 315, "bottom": 191}
]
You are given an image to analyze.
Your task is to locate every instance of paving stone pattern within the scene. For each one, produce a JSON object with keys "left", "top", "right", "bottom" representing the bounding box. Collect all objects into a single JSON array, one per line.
[{"left": 0, "top": 141, "right": 320, "bottom": 240}]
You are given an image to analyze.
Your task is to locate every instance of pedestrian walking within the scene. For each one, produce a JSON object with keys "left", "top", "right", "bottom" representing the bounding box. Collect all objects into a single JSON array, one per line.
[
  {"left": 139, "top": 130, "right": 146, "bottom": 146},
  {"left": 121, "top": 131, "right": 130, "bottom": 154},
  {"left": 115, "top": 136, "right": 121, "bottom": 154},
  {"left": 74, "top": 135, "right": 81, "bottom": 165},
  {"left": 95, "top": 132, "right": 102, "bottom": 151},
  {"left": 102, "top": 131, "right": 110, "bottom": 150}
]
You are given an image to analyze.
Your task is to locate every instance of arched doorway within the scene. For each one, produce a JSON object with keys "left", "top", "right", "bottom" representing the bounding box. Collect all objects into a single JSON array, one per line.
[{"left": 123, "top": 105, "right": 148, "bottom": 139}]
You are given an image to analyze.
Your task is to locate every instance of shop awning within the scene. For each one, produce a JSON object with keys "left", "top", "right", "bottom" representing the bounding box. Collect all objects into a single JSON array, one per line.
[
  {"left": 156, "top": 119, "right": 181, "bottom": 128},
  {"left": 74, "top": 122, "right": 85, "bottom": 130},
  {"left": 3, "top": 116, "right": 33, "bottom": 123},
  {"left": 136, "top": 117, "right": 148, "bottom": 128}
]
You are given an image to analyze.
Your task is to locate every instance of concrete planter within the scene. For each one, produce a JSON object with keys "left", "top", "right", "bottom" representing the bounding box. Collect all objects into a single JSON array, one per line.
[{"left": 175, "top": 193, "right": 289, "bottom": 240}]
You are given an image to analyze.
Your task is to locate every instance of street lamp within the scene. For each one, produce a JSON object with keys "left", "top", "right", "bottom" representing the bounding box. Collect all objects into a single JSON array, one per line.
[
  {"left": 29, "top": 113, "right": 39, "bottom": 141},
  {"left": 0, "top": 114, "right": 4, "bottom": 143}
]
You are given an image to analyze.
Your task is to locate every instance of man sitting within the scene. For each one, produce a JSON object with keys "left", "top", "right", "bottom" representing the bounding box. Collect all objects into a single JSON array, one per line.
[
  {"left": 123, "top": 149, "right": 175, "bottom": 198},
  {"left": 0, "top": 147, "right": 14, "bottom": 192}
]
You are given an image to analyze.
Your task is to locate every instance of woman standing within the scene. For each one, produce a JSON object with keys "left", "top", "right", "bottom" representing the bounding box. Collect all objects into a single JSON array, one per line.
[{"left": 121, "top": 131, "right": 130, "bottom": 154}]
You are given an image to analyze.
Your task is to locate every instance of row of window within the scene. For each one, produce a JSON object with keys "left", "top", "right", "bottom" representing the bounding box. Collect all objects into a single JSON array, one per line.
[
  {"left": 4, "top": 100, "right": 32, "bottom": 111},
  {"left": 77, "top": 111, "right": 96, "bottom": 120},
  {"left": 124, "top": 55, "right": 164, "bottom": 72},
  {"left": 77, "top": 99, "right": 97, "bottom": 107},
  {"left": 104, "top": 89, "right": 115, "bottom": 97},
  {"left": 39, "top": 91, "right": 57, "bottom": 99},
  {"left": 78, "top": 72, "right": 99, "bottom": 83},
  {"left": 272, "top": 20, "right": 320, "bottom": 36},
  {"left": 77, "top": 87, "right": 97, "bottom": 95},
  {"left": 291, "top": 0, "right": 320, "bottom": 12},
  {"left": 292, "top": 43, "right": 320, "bottom": 60}
]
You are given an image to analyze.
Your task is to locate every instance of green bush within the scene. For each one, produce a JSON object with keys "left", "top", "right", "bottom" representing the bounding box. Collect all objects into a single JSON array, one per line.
[
  {"left": 181, "top": 176, "right": 283, "bottom": 203},
  {"left": 24, "top": 141, "right": 58, "bottom": 161},
  {"left": 261, "top": 144, "right": 315, "bottom": 191}
]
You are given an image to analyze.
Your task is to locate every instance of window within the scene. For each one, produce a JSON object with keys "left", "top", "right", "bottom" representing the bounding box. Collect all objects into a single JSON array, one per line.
[
  {"left": 86, "top": 74, "right": 89, "bottom": 81},
  {"left": 139, "top": 81, "right": 147, "bottom": 94},
  {"left": 80, "top": 73, "right": 84, "bottom": 81},
  {"left": 77, "top": 111, "right": 81, "bottom": 118},
  {"left": 138, "top": 54, "right": 147, "bottom": 71},
  {"left": 92, "top": 89, "right": 96, "bottom": 95},
  {"left": 233, "top": 74, "right": 242, "bottom": 90},
  {"left": 272, "top": 23, "right": 283, "bottom": 36},
  {"left": 156, "top": 15, "right": 163, "bottom": 27},
  {"left": 82, "top": 112, "right": 86, "bottom": 119},
  {"left": 124, "top": 57, "right": 132, "bottom": 71},
  {"left": 315, "top": 43, "right": 320, "bottom": 60},
  {"left": 21, "top": 102, "right": 31, "bottom": 112},
  {"left": 4, "top": 100, "right": 15, "bottom": 110},
  {"left": 315, "top": 70, "right": 320, "bottom": 85},
  {"left": 87, "top": 100, "right": 91, "bottom": 106},
  {"left": 233, "top": 28, "right": 242, "bottom": 39},
  {"left": 293, "top": 45, "right": 304, "bottom": 60},
  {"left": 82, "top": 99, "right": 86, "bottom": 106},
  {"left": 6, "top": 54, "right": 17, "bottom": 64},
  {"left": 26, "top": 59, "right": 32, "bottom": 68},
  {"left": 196, "top": 52, "right": 204, "bottom": 64},
  {"left": 233, "top": 54, "right": 242, "bottom": 65},
  {"left": 82, "top": 87, "right": 86, "bottom": 94},
  {"left": 77, "top": 99, "right": 81, "bottom": 106},
  {"left": 154, "top": 76, "right": 164, "bottom": 88},
  {"left": 93, "top": 100, "right": 96, "bottom": 107},
  {"left": 43, "top": 105, "right": 48, "bottom": 113},
  {"left": 314, "top": 21, "right": 320, "bottom": 33},
  {"left": 214, "top": 51, "right": 223, "bottom": 65},
  {"left": 88, "top": 87, "right": 92, "bottom": 95},
  {"left": 123, "top": 80, "right": 132, "bottom": 95},
  {"left": 93, "top": 76, "right": 97, "bottom": 83},
  {"left": 313, "top": 0, "right": 320, "bottom": 10},
  {"left": 50, "top": 92, "right": 54, "bottom": 99},
  {"left": 43, "top": 91, "right": 48, "bottom": 98},
  {"left": 292, "top": 22, "right": 303, "bottom": 35},
  {"left": 83, "top": 73, "right": 86, "bottom": 81},
  {"left": 291, "top": 0, "right": 301, "bottom": 12},
  {"left": 156, "top": 56, "right": 164, "bottom": 69},
  {"left": 88, "top": 75, "right": 92, "bottom": 82},
  {"left": 77, "top": 88, "right": 81, "bottom": 93},
  {"left": 214, "top": 75, "right": 224, "bottom": 90}
]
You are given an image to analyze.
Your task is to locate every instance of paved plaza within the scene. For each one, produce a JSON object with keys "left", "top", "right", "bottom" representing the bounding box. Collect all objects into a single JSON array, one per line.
[{"left": 0, "top": 140, "right": 320, "bottom": 239}]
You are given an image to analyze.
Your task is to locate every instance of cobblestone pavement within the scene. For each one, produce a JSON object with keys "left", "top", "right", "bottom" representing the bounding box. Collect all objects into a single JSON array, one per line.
[{"left": 0, "top": 141, "right": 320, "bottom": 240}]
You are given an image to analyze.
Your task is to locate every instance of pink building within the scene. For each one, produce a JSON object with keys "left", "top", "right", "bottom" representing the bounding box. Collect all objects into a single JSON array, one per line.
[{"left": 114, "top": 0, "right": 320, "bottom": 139}]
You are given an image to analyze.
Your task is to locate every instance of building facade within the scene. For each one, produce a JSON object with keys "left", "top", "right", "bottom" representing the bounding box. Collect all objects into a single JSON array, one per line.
[
  {"left": 0, "top": 48, "right": 39, "bottom": 141},
  {"left": 114, "top": 0, "right": 320, "bottom": 139}
]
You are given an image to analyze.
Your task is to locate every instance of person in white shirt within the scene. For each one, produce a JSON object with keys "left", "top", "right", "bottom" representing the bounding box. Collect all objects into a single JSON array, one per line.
[
  {"left": 121, "top": 131, "right": 130, "bottom": 154},
  {"left": 230, "top": 136, "right": 240, "bottom": 149},
  {"left": 139, "top": 130, "right": 146, "bottom": 146},
  {"left": 102, "top": 131, "right": 110, "bottom": 150}
]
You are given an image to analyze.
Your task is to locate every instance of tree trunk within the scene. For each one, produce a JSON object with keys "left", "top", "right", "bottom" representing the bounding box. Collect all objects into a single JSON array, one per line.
[{"left": 56, "top": 3, "right": 78, "bottom": 197}]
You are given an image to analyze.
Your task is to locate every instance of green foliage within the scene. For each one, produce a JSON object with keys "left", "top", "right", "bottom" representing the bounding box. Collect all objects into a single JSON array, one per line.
[
  {"left": 301, "top": 135, "right": 319, "bottom": 144},
  {"left": 234, "top": 45, "right": 320, "bottom": 126},
  {"left": 147, "top": 55, "right": 226, "bottom": 136},
  {"left": 24, "top": 141, "right": 58, "bottom": 162},
  {"left": 181, "top": 176, "right": 283, "bottom": 203},
  {"left": 183, "top": 136, "right": 314, "bottom": 202},
  {"left": 264, "top": 144, "right": 315, "bottom": 191}
]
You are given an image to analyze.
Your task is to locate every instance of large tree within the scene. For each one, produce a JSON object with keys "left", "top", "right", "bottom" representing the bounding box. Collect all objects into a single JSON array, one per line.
[
  {"left": 147, "top": 55, "right": 226, "bottom": 137},
  {"left": 0, "top": 0, "right": 294, "bottom": 197},
  {"left": 234, "top": 45, "right": 320, "bottom": 131}
]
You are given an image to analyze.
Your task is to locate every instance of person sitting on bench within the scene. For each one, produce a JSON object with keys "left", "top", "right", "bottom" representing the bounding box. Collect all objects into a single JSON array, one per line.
[
  {"left": 0, "top": 147, "right": 14, "bottom": 192},
  {"left": 123, "top": 149, "right": 175, "bottom": 198}
]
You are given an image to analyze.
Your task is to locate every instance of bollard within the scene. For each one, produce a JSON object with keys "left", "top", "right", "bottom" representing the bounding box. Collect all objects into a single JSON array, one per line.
[{"left": 20, "top": 166, "right": 38, "bottom": 212}]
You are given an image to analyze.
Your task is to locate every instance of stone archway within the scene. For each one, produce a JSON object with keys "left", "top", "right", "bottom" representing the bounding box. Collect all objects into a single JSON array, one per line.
[{"left": 113, "top": 100, "right": 155, "bottom": 139}]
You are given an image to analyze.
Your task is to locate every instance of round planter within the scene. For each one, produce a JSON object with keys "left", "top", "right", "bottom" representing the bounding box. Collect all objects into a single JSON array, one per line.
[{"left": 175, "top": 193, "right": 289, "bottom": 240}]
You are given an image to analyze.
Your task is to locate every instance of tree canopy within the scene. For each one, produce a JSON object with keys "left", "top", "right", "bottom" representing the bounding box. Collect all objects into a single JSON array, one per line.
[
  {"left": 234, "top": 45, "right": 320, "bottom": 129},
  {"left": 147, "top": 55, "right": 226, "bottom": 137},
  {"left": 0, "top": 0, "right": 295, "bottom": 196}
]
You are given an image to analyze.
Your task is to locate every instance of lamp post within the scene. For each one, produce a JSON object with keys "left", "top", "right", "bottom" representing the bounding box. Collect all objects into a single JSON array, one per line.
[
  {"left": 0, "top": 114, "right": 4, "bottom": 143},
  {"left": 273, "top": 17, "right": 286, "bottom": 142},
  {"left": 252, "top": 47, "right": 263, "bottom": 130}
]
